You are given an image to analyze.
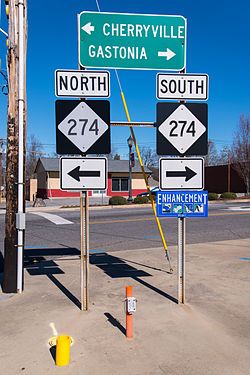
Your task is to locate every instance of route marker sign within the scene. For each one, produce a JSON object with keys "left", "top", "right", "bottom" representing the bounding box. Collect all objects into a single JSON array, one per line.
[
  {"left": 157, "top": 103, "right": 208, "bottom": 156},
  {"left": 156, "top": 190, "right": 208, "bottom": 217},
  {"left": 159, "top": 157, "right": 204, "bottom": 190},
  {"left": 56, "top": 100, "right": 110, "bottom": 155},
  {"left": 60, "top": 157, "right": 107, "bottom": 191},
  {"left": 55, "top": 70, "right": 110, "bottom": 98},
  {"left": 78, "top": 11, "right": 186, "bottom": 70},
  {"left": 157, "top": 73, "right": 208, "bottom": 100}
]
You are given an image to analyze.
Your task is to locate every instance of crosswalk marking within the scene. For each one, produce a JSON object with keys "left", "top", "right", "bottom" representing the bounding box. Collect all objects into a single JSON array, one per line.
[{"left": 31, "top": 212, "right": 73, "bottom": 225}]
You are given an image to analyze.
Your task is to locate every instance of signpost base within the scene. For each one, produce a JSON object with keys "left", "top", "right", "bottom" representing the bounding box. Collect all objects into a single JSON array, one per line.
[{"left": 80, "top": 191, "right": 89, "bottom": 311}]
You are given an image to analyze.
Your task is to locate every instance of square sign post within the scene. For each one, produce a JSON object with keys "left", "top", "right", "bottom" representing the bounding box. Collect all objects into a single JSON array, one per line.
[{"left": 78, "top": 12, "right": 186, "bottom": 70}]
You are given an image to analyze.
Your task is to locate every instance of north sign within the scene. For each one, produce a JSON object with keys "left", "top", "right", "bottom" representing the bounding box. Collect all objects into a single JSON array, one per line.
[
  {"left": 157, "top": 73, "right": 208, "bottom": 100},
  {"left": 156, "top": 190, "right": 208, "bottom": 218},
  {"left": 78, "top": 12, "right": 186, "bottom": 70},
  {"left": 159, "top": 157, "right": 204, "bottom": 190},
  {"left": 60, "top": 157, "right": 107, "bottom": 191},
  {"left": 55, "top": 70, "right": 110, "bottom": 98},
  {"left": 56, "top": 100, "right": 110, "bottom": 155},
  {"left": 157, "top": 103, "right": 208, "bottom": 156}
]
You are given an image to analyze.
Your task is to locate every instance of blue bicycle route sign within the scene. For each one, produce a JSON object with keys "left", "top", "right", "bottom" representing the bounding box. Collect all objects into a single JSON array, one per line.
[{"left": 156, "top": 190, "right": 208, "bottom": 218}]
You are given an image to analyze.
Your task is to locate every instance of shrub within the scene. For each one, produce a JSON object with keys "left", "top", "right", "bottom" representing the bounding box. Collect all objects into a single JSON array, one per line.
[
  {"left": 208, "top": 192, "right": 219, "bottom": 201},
  {"left": 109, "top": 196, "right": 127, "bottom": 205},
  {"left": 133, "top": 196, "right": 149, "bottom": 204},
  {"left": 220, "top": 192, "right": 237, "bottom": 200},
  {"left": 148, "top": 194, "right": 156, "bottom": 201}
]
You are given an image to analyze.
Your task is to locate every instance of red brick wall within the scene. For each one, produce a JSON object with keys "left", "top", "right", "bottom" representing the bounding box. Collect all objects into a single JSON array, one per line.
[{"left": 37, "top": 189, "right": 92, "bottom": 199}]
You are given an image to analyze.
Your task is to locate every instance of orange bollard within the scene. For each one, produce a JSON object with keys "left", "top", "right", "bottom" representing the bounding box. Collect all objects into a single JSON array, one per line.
[{"left": 126, "top": 286, "right": 133, "bottom": 339}]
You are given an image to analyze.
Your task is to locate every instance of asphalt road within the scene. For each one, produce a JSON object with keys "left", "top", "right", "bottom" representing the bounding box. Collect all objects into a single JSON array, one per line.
[{"left": 0, "top": 201, "right": 250, "bottom": 261}]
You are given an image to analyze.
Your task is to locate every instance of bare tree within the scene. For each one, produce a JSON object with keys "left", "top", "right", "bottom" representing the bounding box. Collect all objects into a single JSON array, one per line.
[
  {"left": 139, "top": 146, "right": 158, "bottom": 167},
  {"left": 204, "top": 140, "right": 219, "bottom": 166},
  {"left": 26, "top": 134, "right": 44, "bottom": 178},
  {"left": 218, "top": 145, "right": 230, "bottom": 165},
  {"left": 231, "top": 115, "right": 250, "bottom": 194}
]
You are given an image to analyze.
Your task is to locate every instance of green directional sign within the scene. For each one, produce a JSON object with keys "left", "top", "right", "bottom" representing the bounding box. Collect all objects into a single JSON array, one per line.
[{"left": 78, "top": 12, "right": 186, "bottom": 71}]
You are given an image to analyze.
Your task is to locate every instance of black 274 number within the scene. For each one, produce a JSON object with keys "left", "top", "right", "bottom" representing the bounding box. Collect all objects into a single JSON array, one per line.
[
  {"left": 67, "top": 119, "right": 99, "bottom": 136},
  {"left": 169, "top": 120, "right": 196, "bottom": 137}
]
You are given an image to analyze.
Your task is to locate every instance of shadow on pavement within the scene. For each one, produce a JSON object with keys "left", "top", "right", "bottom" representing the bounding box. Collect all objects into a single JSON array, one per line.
[
  {"left": 118, "top": 256, "right": 171, "bottom": 274},
  {"left": 24, "top": 247, "right": 80, "bottom": 258},
  {"left": 104, "top": 312, "right": 126, "bottom": 336},
  {"left": 25, "top": 256, "right": 81, "bottom": 309},
  {"left": 49, "top": 346, "right": 56, "bottom": 364},
  {"left": 90, "top": 252, "right": 152, "bottom": 278},
  {"left": 0, "top": 251, "right": 4, "bottom": 274},
  {"left": 133, "top": 276, "right": 178, "bottom": 304},
  {"left": 91, "top": 252, "right": 177, "bottom": 303}
]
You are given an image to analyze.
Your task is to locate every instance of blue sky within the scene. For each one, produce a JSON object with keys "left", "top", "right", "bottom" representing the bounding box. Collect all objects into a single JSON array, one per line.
[{"left": 0, "top": 0, "right": 249, "bottom": 158}]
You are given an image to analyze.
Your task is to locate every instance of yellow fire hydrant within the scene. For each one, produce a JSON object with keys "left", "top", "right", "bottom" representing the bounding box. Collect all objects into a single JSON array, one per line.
[{"left": 55, "top": 335, "right": 71, "bottom": 366}]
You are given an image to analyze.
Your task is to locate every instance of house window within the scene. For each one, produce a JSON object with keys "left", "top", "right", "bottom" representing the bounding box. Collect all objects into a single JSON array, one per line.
[{"left": 112, "top": 178, "right": 128, "bottom": 192}]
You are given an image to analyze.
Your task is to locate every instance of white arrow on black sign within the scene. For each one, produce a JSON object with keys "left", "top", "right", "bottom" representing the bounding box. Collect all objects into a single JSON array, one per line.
[
  {"left": 58, "top": 101, "right": 109, "bottom": 154},
  {"left": 160, "top": 157, "right": 204, "bottom": 190},
  {"left": 60, "top": 157, "right": 107, "bottom": 191}
]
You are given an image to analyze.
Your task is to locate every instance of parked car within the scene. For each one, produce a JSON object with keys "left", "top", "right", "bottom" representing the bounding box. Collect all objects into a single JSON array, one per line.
[{"left": 136, "top": 186, "right": 160, "bottom": 197}]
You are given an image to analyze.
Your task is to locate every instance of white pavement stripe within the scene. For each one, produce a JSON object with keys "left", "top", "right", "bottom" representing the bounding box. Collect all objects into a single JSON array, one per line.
[
  {"left": 31, "top": 212, "right": 73, "bottom": 225},
  {"left": 225, "top": 206, "right": 250, "bottom": 212}
]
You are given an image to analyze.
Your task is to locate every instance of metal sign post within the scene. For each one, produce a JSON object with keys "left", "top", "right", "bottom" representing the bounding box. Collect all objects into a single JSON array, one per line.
[
  {"left": 80, "top": 191, "right": 89, "bottom": 311},
  {"left": 177, "top": 216, "right": 185, "bottom": 304}
]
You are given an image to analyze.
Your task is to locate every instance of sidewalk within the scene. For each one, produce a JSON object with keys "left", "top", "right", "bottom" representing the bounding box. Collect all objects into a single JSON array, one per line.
[
  {"left": 1, "top": 238, "right": 250, "bottom": 374},
  {"left": 1, "top": 197, "right": 250, "bottom": 214}
]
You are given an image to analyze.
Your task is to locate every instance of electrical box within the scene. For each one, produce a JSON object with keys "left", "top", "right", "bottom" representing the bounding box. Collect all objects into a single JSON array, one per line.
[
  {"left": 126, "top": 297, "right": 136, "bottom": 313},
  {"left": 16, "top": 212, "right": 25, "bottom": 230}
]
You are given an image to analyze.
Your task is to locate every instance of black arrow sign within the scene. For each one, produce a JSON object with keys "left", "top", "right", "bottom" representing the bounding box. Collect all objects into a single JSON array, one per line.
[
  {"left": 166, "top": 166, "right": 197, "bottom": 182},
  {"left": 68, "top": 166, "right": 100, "bottom": 182}
]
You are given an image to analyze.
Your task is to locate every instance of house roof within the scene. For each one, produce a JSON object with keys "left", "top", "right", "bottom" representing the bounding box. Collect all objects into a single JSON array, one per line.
[
  {"left": 35, "top": 158, "right": 60, "bottom": 172},
  {"left": 35, "top": 158, "right": 152, "bottom": 174},
  {"left": 108, "top": 159, "right": 151, "bottom": 173}
]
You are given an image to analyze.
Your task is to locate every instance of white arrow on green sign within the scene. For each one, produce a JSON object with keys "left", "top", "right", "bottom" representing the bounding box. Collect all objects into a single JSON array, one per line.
[{"left": 78, "top": 12, "right": 186, "bottom": 71}]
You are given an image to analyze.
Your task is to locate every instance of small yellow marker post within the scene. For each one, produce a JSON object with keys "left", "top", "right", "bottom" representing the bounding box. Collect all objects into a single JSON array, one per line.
[{"left": 55, "top": 335, "right": 71, "bottom": 367}]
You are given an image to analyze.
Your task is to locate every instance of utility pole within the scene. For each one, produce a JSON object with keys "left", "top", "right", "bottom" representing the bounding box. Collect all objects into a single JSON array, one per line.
[
  {"left": 227, "top": 149, "right": 231, "bottom": 193},
  {"left": 2, "top": 0, "right": 27, "bottom": 293},
  {"left": 0, "top": 139, "right": 3, "bottom": 204}
]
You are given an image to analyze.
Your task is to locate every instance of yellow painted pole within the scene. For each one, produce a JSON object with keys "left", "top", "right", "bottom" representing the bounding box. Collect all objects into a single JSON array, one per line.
[
  {"left": 120, "top": 91, "right": 173, "bottom": 272},
  {"left": 55, "top": 335, "right": 71, "bottom": 366}
]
